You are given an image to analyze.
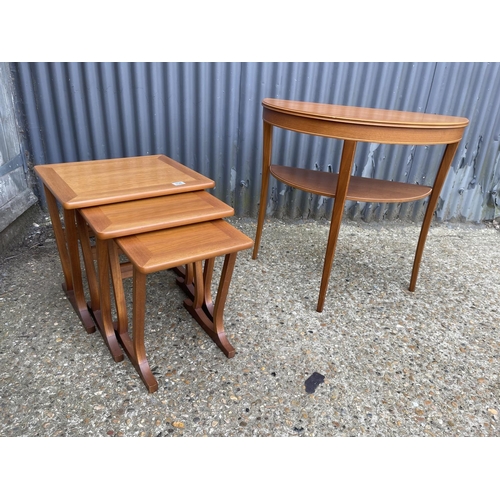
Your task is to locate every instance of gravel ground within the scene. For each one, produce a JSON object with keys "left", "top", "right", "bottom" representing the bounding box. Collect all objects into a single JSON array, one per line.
[{"left": 1, "top": 207, "right": 499, "bottom": 439}]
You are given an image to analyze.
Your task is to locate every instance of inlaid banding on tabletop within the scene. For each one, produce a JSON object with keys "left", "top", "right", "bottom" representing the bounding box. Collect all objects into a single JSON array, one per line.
[{"left": 39, "top": 167, "right": 78, "bottom": 205}]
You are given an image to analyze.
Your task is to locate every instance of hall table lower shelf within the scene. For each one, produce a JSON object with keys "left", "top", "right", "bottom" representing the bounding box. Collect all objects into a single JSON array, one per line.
[{"left": 252, "top": 98, "right": 469, "bottom": 312}]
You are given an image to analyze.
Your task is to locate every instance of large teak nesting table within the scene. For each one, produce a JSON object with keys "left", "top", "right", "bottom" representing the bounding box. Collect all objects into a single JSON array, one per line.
[
  {"left": 35, "top": 155, "right": 215, "bottom": 334},
  {"left": 104, "top": 219, "right": 253, "bottom": 392}
]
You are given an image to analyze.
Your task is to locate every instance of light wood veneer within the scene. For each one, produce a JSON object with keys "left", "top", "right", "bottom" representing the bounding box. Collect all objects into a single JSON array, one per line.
[{"left": 253, "top": 99, "right": 469, "bottom": 312}]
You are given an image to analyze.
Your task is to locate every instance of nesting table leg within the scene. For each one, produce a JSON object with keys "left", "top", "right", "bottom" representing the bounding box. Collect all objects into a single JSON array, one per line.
[
  {"left": 129, "top": 269, "right": 158, "bottom": 393},
  {"left": 75, "top": 211, "right": 100, "bottom": 314},
  {"left": 183, "top": 253, "right": 238, "bottom": 358},
  {"left": 43, "top": 187, "right": 95, "bottom": 333},
  {"left": 44, "top": 186, "right": 72, "bottom": 292},
  {"left": 176, "top": 258, "right": 215, "bottom": 318},
  {"left": 62, "top": 208, "right": 96, "bottom": 333},
  {"left": 112, "top": 253, "right": 239, "bottom": 393},
  {"left": 108, "top": 241, "right": 130, "bottom": 338},
  {"left": 103, "top": 243, "right": 156, "bottom": 391},
  {"left": 91, "top": 238, "right": 124, "bottom": 362},
  {"left": 175, "top": 255, "right": 236, "bottom": 356},
  {"left": 201, "top": 257, "right": 215, "bottom": 318}
]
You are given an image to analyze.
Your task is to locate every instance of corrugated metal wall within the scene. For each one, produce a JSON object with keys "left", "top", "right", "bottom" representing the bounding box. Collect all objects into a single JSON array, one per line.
[{"left": 14, "top": 62, "right": 500, "bottom": 223}]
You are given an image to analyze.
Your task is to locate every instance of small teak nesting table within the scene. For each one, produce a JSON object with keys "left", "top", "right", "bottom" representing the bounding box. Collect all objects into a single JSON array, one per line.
[
  {"left": 100, "top": 218, "right": 253, "bottom": 392},
  {"left": 252, "top": 98, "right": 469, "bottom": 312}
]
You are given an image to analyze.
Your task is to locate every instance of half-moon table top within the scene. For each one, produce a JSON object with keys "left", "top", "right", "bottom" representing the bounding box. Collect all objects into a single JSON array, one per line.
[{"left": 263, "top": 98, "right": 469, "bottom": 129}]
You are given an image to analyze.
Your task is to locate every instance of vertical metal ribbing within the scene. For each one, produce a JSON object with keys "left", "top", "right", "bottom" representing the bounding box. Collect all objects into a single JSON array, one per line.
[{"left": 14, "top": 62, "right": 499, "bottom": 222}]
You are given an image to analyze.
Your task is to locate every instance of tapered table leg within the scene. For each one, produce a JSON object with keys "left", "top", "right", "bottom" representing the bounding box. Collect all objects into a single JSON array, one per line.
[
  {"left": 130, "top": 269, "right": 158, "bottom": 393},
  {"left": 253, "top": 121, "right": 273, "bottom": 260},
  {"left": 109, "top": 260, "right": 157, "bottom": 392},
  {"left": 75, "top": 211, "right": 100, "bottom": 314},
  {"left": 317, "top": 140, "right": 357, "bottom": 312},
  {"left": 409, "top": 142, "right": 460, "bottom": 291},
  {"left": 44, "top": 186, "right": 94, "bottom": 332}
]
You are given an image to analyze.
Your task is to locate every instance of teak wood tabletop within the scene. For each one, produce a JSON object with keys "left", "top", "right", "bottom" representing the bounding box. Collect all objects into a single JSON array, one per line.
[
  {"left": 36, "top": 154, "right": 215, "bottom": 209},
  {"left": 253, "top": 98, "right": 469, "bottom": 312}
]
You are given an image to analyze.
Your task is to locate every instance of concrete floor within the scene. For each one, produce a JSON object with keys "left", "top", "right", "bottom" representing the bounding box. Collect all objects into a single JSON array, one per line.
[{"left": 1, "top": 207, "right": 499, "bottom": 438}]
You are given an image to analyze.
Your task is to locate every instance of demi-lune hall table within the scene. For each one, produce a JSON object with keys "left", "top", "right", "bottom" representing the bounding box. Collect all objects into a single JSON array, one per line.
[{"left": 252, "top": 99, "right": 469, "bottom": 312}]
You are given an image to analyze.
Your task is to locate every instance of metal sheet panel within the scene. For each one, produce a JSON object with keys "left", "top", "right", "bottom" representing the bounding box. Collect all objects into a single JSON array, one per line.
[
  {"left": 14, "top": 62, "right": 500, "bottom": 222},
  {"left": 0, "top": 63, "right": 38, "bottom": 232},
  {"left": 0, "top": 62, "right": 21, "bottom": 166}
]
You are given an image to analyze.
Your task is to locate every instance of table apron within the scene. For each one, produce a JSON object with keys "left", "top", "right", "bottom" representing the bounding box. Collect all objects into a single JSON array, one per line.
[{"left": 263, "top": 108, "right": 466, "bottom": 145}]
